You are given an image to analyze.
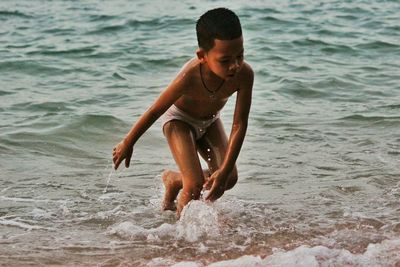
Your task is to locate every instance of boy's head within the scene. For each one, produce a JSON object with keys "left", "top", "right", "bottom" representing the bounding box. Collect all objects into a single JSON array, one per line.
[{"left": 196, "top": 8, "right": 242, "bottom": 52}]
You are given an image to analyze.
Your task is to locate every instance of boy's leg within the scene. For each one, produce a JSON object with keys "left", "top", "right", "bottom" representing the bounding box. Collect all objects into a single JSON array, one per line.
[
  {"left": 161, "top": 170, "right": 182, "bottom": 211},
  {"left": 197, "top": 118, "right": 238, "bottom": 191},
  {"left": 163, "top": 120, "right": 205, "bottom": 214},
  {"left": 162, "top": 169, "right": 210, "bottom": 211}
]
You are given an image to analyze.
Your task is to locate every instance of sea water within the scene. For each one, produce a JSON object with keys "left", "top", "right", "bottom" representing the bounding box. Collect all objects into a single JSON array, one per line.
[{"left": 1, "top": 0, "right": 399, "bottom": 266}]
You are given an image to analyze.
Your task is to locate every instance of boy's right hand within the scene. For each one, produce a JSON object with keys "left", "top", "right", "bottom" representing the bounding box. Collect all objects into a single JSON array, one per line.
[{"left": 112, "top": 140, "right": 133, "bottom": 170}]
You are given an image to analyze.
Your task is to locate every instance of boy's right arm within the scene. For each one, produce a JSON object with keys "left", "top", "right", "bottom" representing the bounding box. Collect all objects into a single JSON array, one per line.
[{"left": 112, "top": 69, "right": 189, "bottom": 170}]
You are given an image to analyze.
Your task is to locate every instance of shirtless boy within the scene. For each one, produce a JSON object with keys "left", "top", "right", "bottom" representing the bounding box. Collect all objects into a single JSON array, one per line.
[{"left": 112, "top": 8, "right": 254, "bottom": 215}]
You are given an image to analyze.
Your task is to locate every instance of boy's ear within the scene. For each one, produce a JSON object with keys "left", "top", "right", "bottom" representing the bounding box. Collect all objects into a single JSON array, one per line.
[{"left": 196, "top": 48, "right": 206, "bottom": 63}]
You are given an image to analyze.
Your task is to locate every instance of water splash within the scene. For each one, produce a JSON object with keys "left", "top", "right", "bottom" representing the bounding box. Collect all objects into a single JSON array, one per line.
[
  {"left": 103, "top": 162, "right": 126, "bottom": 194},
  {"left": 107, "top": 200, "right": 220, "bottom": 243},
  {"left": 176, "top": 200, "right": 220, "bottom": 242},
  {"left": 103, "top": 164, "right": 115, "bottom": 193}
]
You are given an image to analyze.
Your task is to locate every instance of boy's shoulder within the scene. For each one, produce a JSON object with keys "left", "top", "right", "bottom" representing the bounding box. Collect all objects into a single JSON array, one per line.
[
  {"left": 179, "top": 57, "right": 199, "bottom": 72},
  {"left": 176, "top": 58, "right": 200, "bottom": 80},
  {"left": 241, "top": 61, "right": 254, "bottom": 76},
  {"left": 237, "top": 61, "right": 254, "bottom": 86}
]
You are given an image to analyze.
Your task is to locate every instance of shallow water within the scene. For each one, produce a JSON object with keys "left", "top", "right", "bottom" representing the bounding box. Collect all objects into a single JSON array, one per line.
[{"left": 1, "top": 0, "right": 400, "bottom": 266}]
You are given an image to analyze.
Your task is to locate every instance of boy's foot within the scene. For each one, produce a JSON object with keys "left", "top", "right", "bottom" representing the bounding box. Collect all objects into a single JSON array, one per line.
[{"left": 161, "top": 170, "right": 182, "bottom": 211}]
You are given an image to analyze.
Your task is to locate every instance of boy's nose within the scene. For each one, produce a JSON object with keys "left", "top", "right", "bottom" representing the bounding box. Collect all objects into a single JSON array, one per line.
[{"left": 229, "top": 60, "right": 240, "bottom": 71}]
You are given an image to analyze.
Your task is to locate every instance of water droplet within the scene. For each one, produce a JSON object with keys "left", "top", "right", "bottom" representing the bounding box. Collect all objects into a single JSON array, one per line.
[
  {"left": 207, "top": 158, "right": 211, "bottom": 162},
  {"left": 207, "top": 148, "right": 211, "bottom": 152}
]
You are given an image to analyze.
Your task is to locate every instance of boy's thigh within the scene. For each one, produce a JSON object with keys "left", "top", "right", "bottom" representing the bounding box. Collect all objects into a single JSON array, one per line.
[
  {"left": 197, "top": 118, "right": 230, "bottom": 171},
  {"left": 163, "top": 120, "right": 204, "bottom": 185}
]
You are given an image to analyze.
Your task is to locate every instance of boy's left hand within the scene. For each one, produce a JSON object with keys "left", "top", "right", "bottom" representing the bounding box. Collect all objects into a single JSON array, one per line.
[
  {"left": 205, "top": 169, "right": 227, "bottom": 202},
  {"left": 112, "top": 140, "right": 133, "bottom": 170}
]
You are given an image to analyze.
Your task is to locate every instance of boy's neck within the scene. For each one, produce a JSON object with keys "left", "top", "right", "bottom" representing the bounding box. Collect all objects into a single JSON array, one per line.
[{"left": 201, "top": 62, "right": 224, "bottom": 83}]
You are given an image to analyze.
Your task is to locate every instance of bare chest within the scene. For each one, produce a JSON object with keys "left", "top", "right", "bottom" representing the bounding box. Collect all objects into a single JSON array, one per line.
[{"left": 175, "top": 81, "right": 238, "bottom": 119}]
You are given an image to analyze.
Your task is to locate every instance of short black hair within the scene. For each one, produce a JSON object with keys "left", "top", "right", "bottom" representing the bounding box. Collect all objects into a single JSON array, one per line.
[{"left": 196, "top": 8, "right": 242, "bottom": 51}]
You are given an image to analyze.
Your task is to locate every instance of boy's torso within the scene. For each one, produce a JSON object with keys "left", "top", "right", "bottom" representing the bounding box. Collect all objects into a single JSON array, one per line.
[{"left": 174, "top": 58, "right": 250, "bottom": 120}]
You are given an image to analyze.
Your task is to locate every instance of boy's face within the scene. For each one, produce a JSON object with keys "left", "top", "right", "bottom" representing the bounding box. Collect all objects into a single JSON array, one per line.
[{"left": 199, "top": 36, "right": 244, "bottom": 80}]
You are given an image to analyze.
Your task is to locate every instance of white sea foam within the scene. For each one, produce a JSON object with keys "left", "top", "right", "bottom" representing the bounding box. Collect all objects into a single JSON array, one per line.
[
  {"left": 172, "top": 262, "right": 200, "bottom": 267},
  {"left": 263, "top": 238, "right": 400, "bottom": 267},
  {"left": 98, "top": 192, "right": 128, "bottom": 202},
  {"left": 169, "top": 238, "right": 400, "bottom": 267},
  {"left": 176, "top": 200, "right": 220, "bottom": 242},
  {"left": 29, "top": 208, "right": 54, "bottom": 220},
  {"left": 0, "top": 196, "right": 50, "bottom": 203},
  {"left": 107, "top": 200, "right": 220, "bottom": 242},
  {"left": 107, "top": 221, "right": 176, "bottom": 240},
  {"left": 147, "top": 257, "right": 178, "bottom": 267},
  {"left": 96, "top": 205, "right": 125, "bottom": 220},
  {"left": 207, "top": 255, "right": 264, "bottom": 267},
  {"left": 107, "top": 221, "right": 149, "bottom": 239},
  {"left": 0, "top": 219, "right": 45, "bottom": 230}
]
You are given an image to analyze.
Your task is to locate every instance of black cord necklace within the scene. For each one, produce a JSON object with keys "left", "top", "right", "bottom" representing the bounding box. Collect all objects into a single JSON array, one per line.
[{"left": 200, "top": 64, "right": 225, "bottom": 99}]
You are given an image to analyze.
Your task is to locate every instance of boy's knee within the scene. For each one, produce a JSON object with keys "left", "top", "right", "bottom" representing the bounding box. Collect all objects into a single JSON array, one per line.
[
  {"left": 225, "top": 170, "right": 238, "bottom": 190},
  {"left": 184, "top": 182, "right": 203, "bottom": 199}
]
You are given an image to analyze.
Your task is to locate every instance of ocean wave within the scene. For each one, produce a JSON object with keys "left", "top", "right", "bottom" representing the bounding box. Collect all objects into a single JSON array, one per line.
[
  {"left": 315, "top": 28, "right": 360, "bottom": 39},
  {"left": 26, "top": 46, "right": 99, "bottom": 57},
  {"left": 10, "top": 101, "right": 74, "bottom": 113},
  {"left": 261, "top": 16, "right": 296, "bottom": 26},
  {"left": 41, "top": 27, "right": 76, "bottom": 35},
  {"left": 311, "top": 76, "right": 362, "bottom": 90},
  {"left": 88, "top": 14, "right": 119, "bottom": 22},
  {"left": 112, "top": 72, "right": 126, "bottom": 80},
  {"left": 278, "top": 79, "right": 330, "bottom": 99},
  {"left": 0, "top": 90, "right": 14, "bottom": 96},
  {"left": 378, "top": 104, "right": 400, "bottom": 110},
  {"left": 0, "top": 10, "right": 33, "bottom": 19},
  {"left": 0, "top": 60, "right": 67, "bottom": 75},
  {"left": 199, "top": 238, "right": 400, "bottom": 267},
  {"left": 335, "top": 14, "right": 359, "bottom": 21},
  {"left": 0, "top": 114, "right": 127, "bottom": 158},
  {"left": 330, "top": 5, "right": 373, "bottom": 17},
  {"left": 242, "top": 7, "right": 282, "bottom": 15},
  {"left": 86, "top": 17, "right": 193, "bottom": 35},
  {"left": 339, "top": 114, "right": 400, "bottom": 122},
  {"left": 81, "top": 50, "right": 124, "bottom": 59},
  {"left": 130, "top": 17, "right": 194, "bottom": 29},
  {"left": 356, "top": 40, "right": 399, "bottom": 50},
  {"left": 292, "top": 38, "right": 330, "bottom": 47},
  {"left": 0, "top": 218, "right": 47, "bottom": 230},
  {"left": 336, "top": 114, "right": 400, "bottom": 128},
  {"left": 87, "top": 24, "right": 127, "bottom": 35},
  {"left": 321, "top": 44, "right": 357, "bottom": 54}
]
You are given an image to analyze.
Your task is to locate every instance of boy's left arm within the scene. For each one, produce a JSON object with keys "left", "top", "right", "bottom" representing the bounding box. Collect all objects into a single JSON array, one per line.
[{"left": 206, "top": 65, "right": 254, "bottom": 201}]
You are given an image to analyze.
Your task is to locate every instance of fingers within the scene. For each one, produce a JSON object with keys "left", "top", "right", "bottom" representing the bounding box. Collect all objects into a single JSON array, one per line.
[
  {"left": 205, "top": 189, "right": 215, "bottom": 201},
  {"left": 203, "top": 178, "right": 212, "bottom": 190},
  {"left": 206, "top": 184, "right": 225, "bottom": 201},
  {"left": 112, "top": 146, "right": 121, "bottom": 170},
  {"left": 113, "top": 157, "right": 121, "bottom": 170},
  {"left": 125, "top": 153, "right": 131, "bottom": 168},
  {"left": 112, "top": 144, "right": 133, "bottom": 170}
]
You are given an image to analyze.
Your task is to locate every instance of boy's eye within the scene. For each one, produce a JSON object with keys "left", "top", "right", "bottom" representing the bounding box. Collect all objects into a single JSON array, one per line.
[{"left": 219, "top": 54, "right": 243, "bottom": 65}]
